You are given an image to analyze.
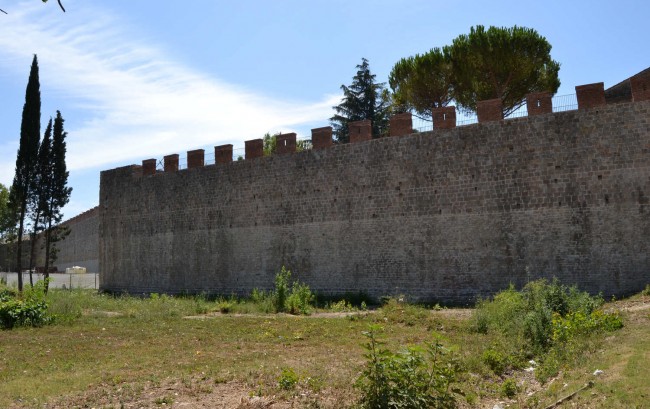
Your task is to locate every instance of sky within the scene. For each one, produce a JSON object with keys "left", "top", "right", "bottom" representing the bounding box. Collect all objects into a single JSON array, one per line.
[{"left": 0, "top": 0, "right": 648, "bottom": 220}]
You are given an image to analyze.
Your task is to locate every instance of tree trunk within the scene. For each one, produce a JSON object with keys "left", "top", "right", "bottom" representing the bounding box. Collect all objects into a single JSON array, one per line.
[
  {"left": 28, "top": 209, "right": 42, "bottom": 287},
  {"left": 44, "top": 221, "right": 52, "bottom": 294},
  {"left": 15, "top": 203, "right": 26, "bottom": 292}
]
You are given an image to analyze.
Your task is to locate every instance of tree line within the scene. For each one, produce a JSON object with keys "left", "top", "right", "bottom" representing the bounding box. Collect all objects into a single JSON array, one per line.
[
  {"left": 0, "top": 55, "right": 71, "bottom": 292},
  {"left": 330, "top": 25, "right": 560, "bottom": 143}
]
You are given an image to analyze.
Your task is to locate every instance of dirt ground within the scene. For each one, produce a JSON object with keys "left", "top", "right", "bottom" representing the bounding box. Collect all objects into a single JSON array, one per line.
[{"left": 36, "top": 298, "right": 650, "bottom": 409}]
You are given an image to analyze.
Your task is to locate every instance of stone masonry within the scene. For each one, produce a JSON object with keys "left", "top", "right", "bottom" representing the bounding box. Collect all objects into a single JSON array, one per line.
[{"left": 99, "top": 99, "right": 650, "bottom": 303}]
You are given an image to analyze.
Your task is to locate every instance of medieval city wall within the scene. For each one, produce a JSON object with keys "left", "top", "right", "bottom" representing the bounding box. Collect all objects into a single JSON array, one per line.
[
  {"left": 98, "top": 99, "right": 650, "bottom": 303},
  {"left": 0, "top": 207, "right": 99, "bottom": 273}
]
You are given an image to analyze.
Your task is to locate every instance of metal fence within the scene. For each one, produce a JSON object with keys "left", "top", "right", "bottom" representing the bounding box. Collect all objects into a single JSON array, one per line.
[
  {"left": 0, "top": 272, "right": 100, "bottom": 290},
  {"left": 411, "top": 93, "right": 579, "bottom": 135}
]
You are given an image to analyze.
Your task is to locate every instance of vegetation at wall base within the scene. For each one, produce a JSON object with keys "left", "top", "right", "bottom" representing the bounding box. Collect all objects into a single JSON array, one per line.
[{"left": 0, "top": 280, "right": 645, "bottom": 408}]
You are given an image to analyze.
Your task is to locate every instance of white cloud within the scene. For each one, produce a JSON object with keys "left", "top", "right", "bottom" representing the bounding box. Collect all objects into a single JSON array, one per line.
[{"left": 0, "top": 1, "right": 338, "bottom": 177}]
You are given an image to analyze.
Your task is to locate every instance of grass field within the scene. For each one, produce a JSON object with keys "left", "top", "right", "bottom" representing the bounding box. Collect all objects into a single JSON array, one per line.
[{"left": 0, "top": 286, "right": 648, "bottom": 408}]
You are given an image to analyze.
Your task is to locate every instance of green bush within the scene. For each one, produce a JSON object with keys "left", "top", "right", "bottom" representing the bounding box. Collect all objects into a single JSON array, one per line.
[
  {"left": 0, "top": 280, "right": 52, "bottom": 329},
  {"left": 286, "top": 281, "right": 315, "bottom": 315},
  {"left": 273, "top": 266, "right": 291, "bottom": 313},
  {"left": 278, "top": 367, "right": 299, "bottom": 390},
  {"left": 482, "top": 349, "right": 508, "bottom": 375},
  {"left": 356, "top": 325, "right": 462, "bottom": 409},
  {"left": 380, "top": 297, "right": 431, "bottom": 326},
  {"left": 473, "top": 285, "right": 525, "bottom": 335},
  {"left": 473, "top": 279, "right": 624, "bottom": 382},
  {"left": 501, "top": 378, "right": 518, "bottom": 398},
  {"left": 271, "top": 267, "right": 314, "bottom": 315}
]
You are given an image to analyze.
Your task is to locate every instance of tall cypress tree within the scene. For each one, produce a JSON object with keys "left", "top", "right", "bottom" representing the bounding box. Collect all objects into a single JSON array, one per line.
[
  {"left": 8, "top": 54, "right": 41, "bottom": 291},
  {"left": 27, "top": 119, "right": 52, "bottom": 286},
  {"left": 42, "top": 110, "right": 71, "bottom": 291},
  {"left": 330, "top": 58, "right": 390, "bottom": 143}
]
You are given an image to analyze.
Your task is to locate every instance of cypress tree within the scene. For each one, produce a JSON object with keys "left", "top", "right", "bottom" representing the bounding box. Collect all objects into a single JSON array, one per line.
[
  {"left": 28, "top": 118, "right": 53, "bottom": 286},
  {"left": 42, "top": 110, "right": 72, "bottom": 291},
  {"left": 8, "top": 54, "right": 41, "bottom": 291}
]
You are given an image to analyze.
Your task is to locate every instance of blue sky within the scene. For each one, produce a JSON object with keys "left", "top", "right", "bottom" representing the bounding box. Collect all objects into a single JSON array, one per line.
[{"left": 0, "top": 0, "right": 648, "bottom": 219}]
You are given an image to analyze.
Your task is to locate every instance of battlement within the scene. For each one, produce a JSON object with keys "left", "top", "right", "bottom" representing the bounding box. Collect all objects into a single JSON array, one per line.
[{"left": 129, "top": 73, "right": 650, "bottom": 176}]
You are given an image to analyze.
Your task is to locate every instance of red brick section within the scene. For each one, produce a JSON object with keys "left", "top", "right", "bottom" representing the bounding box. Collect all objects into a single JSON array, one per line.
[
  {"left": 215, "top": 144, "right": 233, "bottom": 164},
  {"left": 311, "top": 126, "right": 333, "bottom": 150},
  {"left": 164, "top": 154, "right": 179, "bottom": 172},
  {"left": 631, "top": 71, "right": 650, "bottom": 102},
  {"left": 389, "top": 112, "right": 412, "bottom": 136},
  {"left": 576, "top": 83, "right": 605, "bottom": 109},
  {"left": 276, "top": 133, "right": 297, "bottom": 155},
  {"left": 349, "top": 119, "right": 372, "bottom": 143},
  {"left": 142, "top": 159, "right": 156, "bottom": 176},
  {"left": 432, "top": 106, "right": 456, "bottom": 129},
  {"left": 187, "top": 149, "right": 204, "bottom": 169},
  {"left": 477, "top": 98, "right": 503, "bottom": 122},
  {"left": 526, "top": 92, "right": 553, "bottom": 116},
  {"left": 245, "top": 139, "right": 264, "bottom": 160}
]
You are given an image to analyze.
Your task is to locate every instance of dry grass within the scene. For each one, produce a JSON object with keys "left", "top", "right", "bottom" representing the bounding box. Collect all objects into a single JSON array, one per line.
[{"left": 0, "top": 290, "right": 647, "bottom": 408}]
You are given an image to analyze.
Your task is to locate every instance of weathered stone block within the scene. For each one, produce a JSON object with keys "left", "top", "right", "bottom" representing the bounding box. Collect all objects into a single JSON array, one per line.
[
  {"left": 312, "top": 126, "right": 333, "bottom": 150},
  {"left": 432, "top": 106, "right": 456, "bottom": 129},
  {"left": 215, "top": 144, "right": 233, "bottom": 164},
  {"left": 164, "top": 154, "right": 179, "bottom": 172},
  {"left": 245, "top": 139, "right": 263, "bottom": 160},
  {"left": 142, "top": 159, "right": 156, "bottom": 176},
  {"left": 631, "top": 70, "right": 650, "bottom": 102},
  {"left": 526, "top": 92, "right": 553, "bottom": 116},
  {"left": 349, "top": 119, "right": 372, "bottom": 143},
  {"left": 389, "top": 112, "right": 412, "bottom": 136},
  {"left": 576, "top": 83, "right": 605, "bottom": 109},
  {"left": 276, "top": 133, "right": 297, "bottom": 155},
  {"left": 187, "top": 149, "right": 204, "bottom": 169},
  {"left": 477, "top": 98, "right": 503, "bottom": 122}
]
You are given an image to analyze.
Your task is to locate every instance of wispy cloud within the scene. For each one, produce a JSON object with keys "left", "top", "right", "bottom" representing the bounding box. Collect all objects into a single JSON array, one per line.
[{"left": 0, "top": 1, "right": 338, "bottom": 176}]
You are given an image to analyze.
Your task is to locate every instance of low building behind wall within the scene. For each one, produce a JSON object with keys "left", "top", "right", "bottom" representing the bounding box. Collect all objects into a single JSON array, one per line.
[{"left": 99, "top": 99, "right": 650, "bottom": 303}]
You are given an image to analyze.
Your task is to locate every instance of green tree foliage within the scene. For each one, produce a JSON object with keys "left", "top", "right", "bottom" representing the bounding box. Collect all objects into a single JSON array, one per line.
[
  {"left": 0, "top": 183, "right": 12, "bottom": 240},
  {"left": 389, "top": 48, "right": 454, "bottom": 120},
  {"left": 263, "top": 132, "right": 279, "bottom": 156},
  {"left": 41, "top": 111, "right": 72, "bottom": 291},
  {"left": 8, "top": 55, "right": 41, "bottom": 291},
  {"left": 330, "top": 58, "right": 391, "bottom": 143},
  {"left": 445, "top": 25, "right": 560, "bottom": 117},
  {"left": 263, "top": 132, "right": 308, "bottom": 156},
  {"left": 356, "top": 325, "right": 461, "bottom": 408},
  {"left": 27, "top": 119, "right": 53, "bottom": 286}
]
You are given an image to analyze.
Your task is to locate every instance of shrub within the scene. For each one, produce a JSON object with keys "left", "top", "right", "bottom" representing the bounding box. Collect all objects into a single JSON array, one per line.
[
  {"left": 278, "top": 367, "right": 299, "bottom": 390},
  {"left": 474, "top": 279, "right": 621, "bottom": 354},
  {"left": 216, "top": 298, "right": 234, "bottom": 314},
  {"left": 271, "top": 266, "right": 315, "bottom": 315},
  {"left": 356, "top": 325, "right": 462, "bottom": 409},
  {"left": 286, "top": 281, "right": 315, "bottom": 315},
  {"left": 0, "top": 280, "right": 52, "bottom": 329},
  {"left": 501, "top": 378, "right": 518, "bottom": 398},
  {"left": 482, "top": 349, "right": 507, "bottom": 375},
  {"left": 273, "top": 266, "right": 291, "bottom": 313}
]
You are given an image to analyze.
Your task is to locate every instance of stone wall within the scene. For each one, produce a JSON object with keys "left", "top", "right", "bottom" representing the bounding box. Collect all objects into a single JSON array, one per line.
[
  {"left": 99, "top": 100, "right": 650, "bottom": 303},
  {"left": 0, "top": 207, "right": 99, "bottom": 273},
  {"left": 54, "top": 207, "right": 99, "bottom": 272}
]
